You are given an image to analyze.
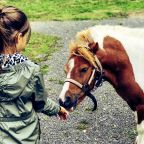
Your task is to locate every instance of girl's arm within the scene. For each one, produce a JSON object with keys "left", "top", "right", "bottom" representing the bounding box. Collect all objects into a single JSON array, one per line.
[{"left": 32, "top": 65, "right": 68, "bottom": 119}]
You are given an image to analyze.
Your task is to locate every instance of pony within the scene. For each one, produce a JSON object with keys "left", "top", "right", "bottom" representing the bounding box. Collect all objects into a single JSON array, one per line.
[{"left": 59, "top": 25, "right": 144, "bottom": 143}]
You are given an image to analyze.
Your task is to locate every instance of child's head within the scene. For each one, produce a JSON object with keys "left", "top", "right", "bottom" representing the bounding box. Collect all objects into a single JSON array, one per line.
[{"left": 0, "top": 6, "right": 31, "bottom": 54}]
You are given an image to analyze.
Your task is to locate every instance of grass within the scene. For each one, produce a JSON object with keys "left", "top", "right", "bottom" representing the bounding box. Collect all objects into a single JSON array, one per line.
[
  {"left": 76, "top": 119, "right": 90, "bottom": 131},
  {"left": 0, "top": 0, "right": 144, "bottom": 21},
  {"left": 49, "top": 77, "right": 64, "bottom": 85},
  {"left": 23, "top": 32, "right": 60, "bottom": 74},
  {"left": 123, "top": 127, "right": 137, "bottom": 139}
]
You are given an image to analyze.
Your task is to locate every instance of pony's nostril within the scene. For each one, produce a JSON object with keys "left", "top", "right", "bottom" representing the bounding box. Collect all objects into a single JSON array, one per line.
[
  {"left": 65, "top": 96, "right": 71, "bottom": 101},
  {"left": 59, "top": 99, "right": 64, "bottom": 107},
  {"left": 64, "top": 96, "right": 72, "bottom": 108},
  {"left": 59, "top": 97, "right": 73, "bottom": 109}
]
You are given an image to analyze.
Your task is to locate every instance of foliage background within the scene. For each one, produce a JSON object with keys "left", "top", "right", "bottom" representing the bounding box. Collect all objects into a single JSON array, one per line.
[{"left": 0, "top": 0, "right": 144, "bottom": 21}]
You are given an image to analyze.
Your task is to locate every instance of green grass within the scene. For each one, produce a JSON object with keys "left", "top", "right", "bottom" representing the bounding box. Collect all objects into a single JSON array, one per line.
[
  {"left": 23, "top": 32, "right": 59, "bottom": 62},
  {"left": 123, "top": 127, "right": 137, "bottom": 139},
  {"left": 23, "top": 32, "right": 60, "bottom": 74},
  {"left": 0, "top": 0, "right": 144, "bottom": 21},
  {"left": 76, "top": 119, "right": 90, "bottom": 131},
  {"left": 49, "top": 77, "right": 64, "bottom": 85}
]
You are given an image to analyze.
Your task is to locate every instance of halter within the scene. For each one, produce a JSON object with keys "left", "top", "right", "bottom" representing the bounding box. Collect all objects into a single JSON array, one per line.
[{"left": 64, "top": 46, "right": 104, "bottom": 111}]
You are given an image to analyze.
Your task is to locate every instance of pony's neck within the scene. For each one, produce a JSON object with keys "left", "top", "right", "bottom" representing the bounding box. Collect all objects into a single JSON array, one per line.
[
  {"left": 89, "top": 25, "right": 144, "bottom": 90},
  {"left": 96, "top": 46, "right": 144, "bottom": 111}
]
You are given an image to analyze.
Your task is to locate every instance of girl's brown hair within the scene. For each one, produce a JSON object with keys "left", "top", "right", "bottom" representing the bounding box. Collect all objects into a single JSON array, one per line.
[{"left": 0, "top": 6, "right": 31, "bottom": 53}]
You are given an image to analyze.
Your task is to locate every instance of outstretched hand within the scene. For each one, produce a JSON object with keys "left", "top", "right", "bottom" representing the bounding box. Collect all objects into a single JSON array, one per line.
[{"left": 57, "top": 106, "right": 69, "bottom": 120}]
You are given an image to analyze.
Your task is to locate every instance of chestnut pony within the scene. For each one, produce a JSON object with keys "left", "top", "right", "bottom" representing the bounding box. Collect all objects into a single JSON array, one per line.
[{"left": 59, "top": 25, "right": 144, "bottom": 143}]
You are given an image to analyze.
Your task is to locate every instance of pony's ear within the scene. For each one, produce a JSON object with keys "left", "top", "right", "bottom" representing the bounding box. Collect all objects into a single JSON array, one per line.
[{"left": 89, "top": 42, "right": 99, "bottom": 54}]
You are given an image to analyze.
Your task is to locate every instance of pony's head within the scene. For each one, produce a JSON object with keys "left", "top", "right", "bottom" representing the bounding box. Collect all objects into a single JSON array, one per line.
[{"left": 59, "top": 29, "right": 103, "bottom": 111}]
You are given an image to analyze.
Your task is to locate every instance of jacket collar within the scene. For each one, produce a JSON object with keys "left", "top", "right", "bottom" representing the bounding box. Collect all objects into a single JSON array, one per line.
[{"left": 0, "top": 53, "right": 28, "bottom": 69}]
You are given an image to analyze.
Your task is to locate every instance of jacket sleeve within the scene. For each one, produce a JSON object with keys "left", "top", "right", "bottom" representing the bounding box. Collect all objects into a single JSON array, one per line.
[{"left": 32, "top": 65, "right": 60, "bottom": 116}]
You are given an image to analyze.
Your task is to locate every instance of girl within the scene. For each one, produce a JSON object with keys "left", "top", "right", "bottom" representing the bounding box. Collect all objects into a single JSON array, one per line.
[{"left": 0, "top": 6, "right": 69, "bottom": 144}]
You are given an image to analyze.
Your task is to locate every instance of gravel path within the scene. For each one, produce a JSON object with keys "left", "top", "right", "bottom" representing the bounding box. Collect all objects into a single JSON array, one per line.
[{"left": 31, "top": 18, "right": 144, "bottom": 144}]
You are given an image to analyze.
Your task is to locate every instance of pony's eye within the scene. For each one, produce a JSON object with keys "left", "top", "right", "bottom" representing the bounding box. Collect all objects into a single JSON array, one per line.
[{"left": 80, "top": 67, "right": 88, "bottom": 73}]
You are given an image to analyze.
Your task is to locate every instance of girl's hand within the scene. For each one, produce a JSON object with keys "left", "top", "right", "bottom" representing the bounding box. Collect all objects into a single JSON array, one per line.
[{"left": 57, "top": 106, "right": 69, "bottom": 120}]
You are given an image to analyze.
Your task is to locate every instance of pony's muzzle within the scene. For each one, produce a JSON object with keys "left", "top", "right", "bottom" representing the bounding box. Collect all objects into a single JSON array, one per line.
[{"left": 59, "top": 96, "right": 74, "bottom": 110}]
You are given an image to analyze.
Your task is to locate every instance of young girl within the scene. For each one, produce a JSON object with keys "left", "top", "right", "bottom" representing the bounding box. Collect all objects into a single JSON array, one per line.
[{"left": 0, "top": 6, "right": 69, "bottom": 144}]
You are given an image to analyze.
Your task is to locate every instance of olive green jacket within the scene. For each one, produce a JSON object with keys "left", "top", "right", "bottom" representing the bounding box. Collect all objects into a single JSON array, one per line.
[{"left": 0, "top": 60, "right": 60, "bottom": 144}]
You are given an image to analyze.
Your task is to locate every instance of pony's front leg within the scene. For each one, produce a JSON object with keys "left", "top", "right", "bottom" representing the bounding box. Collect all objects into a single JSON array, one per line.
[
  {"left": 135, "top": 105, "right": 144, "bottom": 144},
  {"left": 135, "top": 121, "right": 144, "bottom": 144}
]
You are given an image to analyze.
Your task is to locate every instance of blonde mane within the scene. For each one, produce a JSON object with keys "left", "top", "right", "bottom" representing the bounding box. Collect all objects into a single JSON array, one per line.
[
  {"left": 69, "top": 29, "right": 94, "bottom": 54},
  {"left": 69, "top": 29, "right": 100, "bottom": 69}
]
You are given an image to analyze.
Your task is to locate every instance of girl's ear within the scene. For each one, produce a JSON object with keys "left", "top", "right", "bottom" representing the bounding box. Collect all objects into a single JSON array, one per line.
[
  {"left": 88, "top": 42, "right": 99, "bottom": 54},
  {"left": 15, "top": 33, "right": 24, "bottom": 52},
  {"left": 15, "top": 33, "right": 22, "bottom": 44}
]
